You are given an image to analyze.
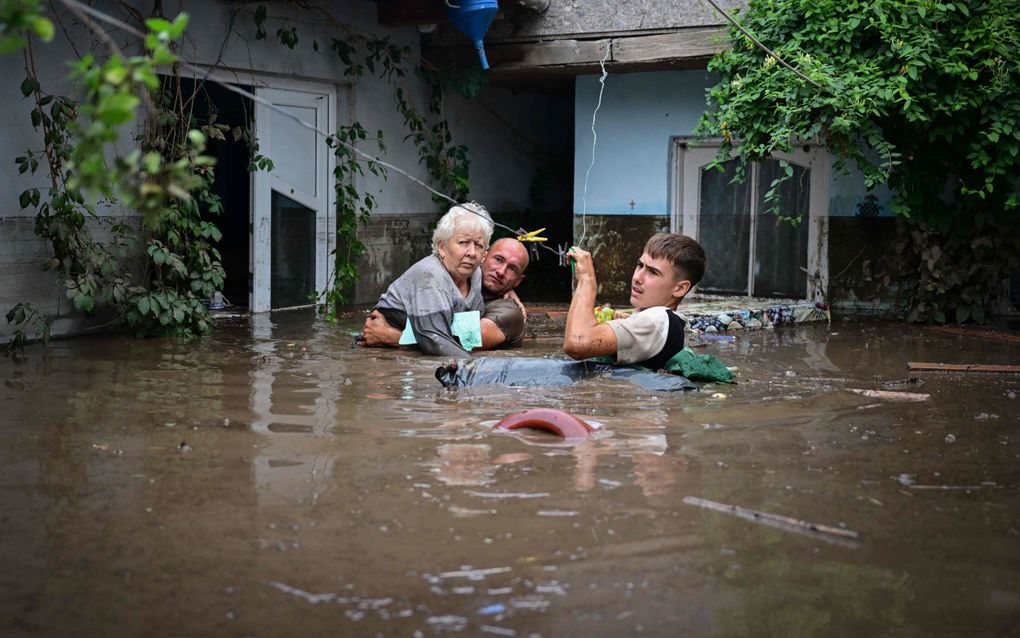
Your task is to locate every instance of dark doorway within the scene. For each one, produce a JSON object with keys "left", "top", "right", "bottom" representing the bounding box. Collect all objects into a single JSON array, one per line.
[{"left": 176, "top": 76, "right": 254, "bottom": 308}]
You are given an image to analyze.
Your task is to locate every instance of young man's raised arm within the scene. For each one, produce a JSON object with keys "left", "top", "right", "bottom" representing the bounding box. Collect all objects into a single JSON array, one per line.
[{"left": 563, "top": 247, "right": 618, "bottom": 360}]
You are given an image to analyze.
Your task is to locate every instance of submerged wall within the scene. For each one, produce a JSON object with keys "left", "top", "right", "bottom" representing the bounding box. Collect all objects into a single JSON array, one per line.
[{"left": 572, "top": 68, "right": 896, "bottom": 308}]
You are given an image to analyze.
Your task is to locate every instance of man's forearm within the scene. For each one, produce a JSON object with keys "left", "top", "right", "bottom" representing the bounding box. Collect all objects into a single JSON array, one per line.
[{"left": 565, "top": 274, "right": 598, "bottom": 346}]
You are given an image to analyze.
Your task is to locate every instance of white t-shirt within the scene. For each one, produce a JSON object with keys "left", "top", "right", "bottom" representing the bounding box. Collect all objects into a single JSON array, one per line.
[{"left": 606, "top": 306, "right": 684, "bottom": 366}]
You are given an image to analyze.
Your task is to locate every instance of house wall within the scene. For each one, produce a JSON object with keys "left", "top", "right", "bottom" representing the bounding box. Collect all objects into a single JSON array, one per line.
[
  {"left": 573, "top": 68, "right": 895, "bottom": 306},
  {"left": 0, "top": 0, "right": 570, "bottom": 342}
]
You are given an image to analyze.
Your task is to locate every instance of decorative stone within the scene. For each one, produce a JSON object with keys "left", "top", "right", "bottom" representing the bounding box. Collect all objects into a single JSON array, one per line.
[
  {"left": 728, "top": 321, "right": 744, "bottom": 330},
  {"left": 745, "top": 318, "right": 763, "bottom": 329},
  {"left": 705, "top": 325, "right": 718, "bottom": 333},
  {"left": 717, "top": 313, "right": 733, "bottom": 325}
]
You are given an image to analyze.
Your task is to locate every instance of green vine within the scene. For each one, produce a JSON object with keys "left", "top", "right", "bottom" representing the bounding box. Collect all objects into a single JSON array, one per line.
[
  {"left": 5, "top": 9, "right": 232, "bottom": 353},
  {"left": 698, "top": 0, "right": 1020, "bottom": 323},
  {"left": 247, "top": 4, "right": 476, "bottom": 320}
]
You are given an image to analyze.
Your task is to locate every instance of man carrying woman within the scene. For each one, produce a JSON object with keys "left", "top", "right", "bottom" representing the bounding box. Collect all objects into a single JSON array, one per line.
[{"left": 358, "top": 203, "right": 496, "bottom": 357}]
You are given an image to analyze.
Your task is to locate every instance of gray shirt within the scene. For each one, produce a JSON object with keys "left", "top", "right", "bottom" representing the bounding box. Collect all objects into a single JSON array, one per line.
[{"left": 374, "top": 255, "right": 485, "bottom": 358}]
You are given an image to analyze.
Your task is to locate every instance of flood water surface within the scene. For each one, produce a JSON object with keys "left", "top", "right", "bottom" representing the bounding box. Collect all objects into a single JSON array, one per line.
[{"left": 1, "top": 313, "right": 1018, "bottom": 637}]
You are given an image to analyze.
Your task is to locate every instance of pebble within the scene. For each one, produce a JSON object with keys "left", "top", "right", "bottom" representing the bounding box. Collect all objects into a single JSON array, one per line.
[
  {"left": 728, "top": 321, "right": 744, "bottom": 330},
  {"left": 717, "top": 313, "right": 732, "bottom": 325},
  {"left": 705, "top": 325, "right": 718, "bottom": 333},
  {"left": 745, "top": 318, "right": 763, "bottom": 329},
  {"left": 945, "top": 434, "right": 956, "bottom": 443}
]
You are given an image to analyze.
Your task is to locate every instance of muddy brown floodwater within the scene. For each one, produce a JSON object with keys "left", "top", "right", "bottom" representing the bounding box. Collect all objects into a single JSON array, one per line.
[{"left": 1, "top": 312, "right": 1018, "bottom": 637}]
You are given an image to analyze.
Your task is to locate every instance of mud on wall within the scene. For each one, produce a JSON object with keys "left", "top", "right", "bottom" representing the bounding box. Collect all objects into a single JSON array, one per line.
[
  {"left": 826, "top": 216, "right": 901, "bottom": 315},
  {"left": 573, "top": 214, "right": 670, "bottom": 306}
]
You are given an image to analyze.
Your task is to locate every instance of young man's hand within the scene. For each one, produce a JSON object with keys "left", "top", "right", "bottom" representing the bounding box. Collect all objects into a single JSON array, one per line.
[{"left": 566, "top": 246, "right": 596, "bottom": 281}]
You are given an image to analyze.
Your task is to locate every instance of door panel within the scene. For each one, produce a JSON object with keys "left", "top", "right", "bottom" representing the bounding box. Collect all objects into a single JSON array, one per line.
[
  {"left": 252, "top": 86, "right": 332, "bottom": 312},
  {"left": 676, "top": 144, "right": 826, "bottom": 300},
  {"left": 697, "top": 159, "right": 751, "bottom": 294},
  {"left": 753, "top": 159, "right": 810, "bottom": 298}
]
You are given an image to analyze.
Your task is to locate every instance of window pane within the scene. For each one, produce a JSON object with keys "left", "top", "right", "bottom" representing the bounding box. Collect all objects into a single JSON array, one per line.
[
  {"left": 753, "top": 160, "right": 809, "bottom": 298},
  {"left": 270, "top": 104, "right": 318, "bottom": 195},
  {"left": 270, "top": 190, "right": 316, "bottom": 309},
  {"left": 697, "top": 159, "right": 751, "bottom": 294}
]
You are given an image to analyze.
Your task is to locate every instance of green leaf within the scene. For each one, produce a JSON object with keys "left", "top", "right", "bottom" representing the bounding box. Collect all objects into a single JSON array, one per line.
[
  {"left": 138, "top": 297, "right": 151, "bottom": 315},
  {"left": 31, "top": 17, "right": 55, "bottom": 42},
  {"left": 20, "top": 77, "right": 39, "bottom": 97},
  {"left": 145, "top": 18, "right": 173, "bottom": 33},
  {"left": 168, "top": 14, "right": 190, "bottom": 39},
  {"left": 97, "top": 92, "right": 140, "bottom": 125}
]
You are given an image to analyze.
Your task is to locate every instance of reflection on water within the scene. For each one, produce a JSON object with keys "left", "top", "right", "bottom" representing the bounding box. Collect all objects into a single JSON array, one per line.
[{"left": 0, "top": 312, "right": 1018, "bottom": 637}]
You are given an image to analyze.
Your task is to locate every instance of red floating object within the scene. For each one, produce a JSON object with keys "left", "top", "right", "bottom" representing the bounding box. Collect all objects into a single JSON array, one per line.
[{"left": 493, "top": 408, "right": 594, "bottom": 439}]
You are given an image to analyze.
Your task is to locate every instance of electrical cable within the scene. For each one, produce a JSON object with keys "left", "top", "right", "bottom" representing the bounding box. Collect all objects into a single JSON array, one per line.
[
  {"left": 577, "top": 39, "right": 611, "bottom": 248},
  {"left": 59, "top": 0, "right": 569, "bottom": 259}
]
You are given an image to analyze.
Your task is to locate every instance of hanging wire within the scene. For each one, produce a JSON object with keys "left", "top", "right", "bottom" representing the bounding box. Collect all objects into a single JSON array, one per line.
[
  {"left": 60, "top": 0, "right": 568, "bottom": 259},
  {"left": 700, "top": 0, "right": 823, "bottom": 89},
  {"left": 577, "top": 39, "right": 612, "bottom": 248}
]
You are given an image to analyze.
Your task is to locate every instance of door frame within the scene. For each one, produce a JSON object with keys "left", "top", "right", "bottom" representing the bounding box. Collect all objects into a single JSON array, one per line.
[
  {"left": 250, "top": 77, "right": 337, "bottom": 313},
  {"left": 669, "top": 138, "right": 829, "bottom": 301}
]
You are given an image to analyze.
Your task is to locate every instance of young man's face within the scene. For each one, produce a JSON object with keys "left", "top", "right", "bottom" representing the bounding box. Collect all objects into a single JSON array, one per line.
[{"left": 629, "top": 251, "right": 691, "bottom": 310}]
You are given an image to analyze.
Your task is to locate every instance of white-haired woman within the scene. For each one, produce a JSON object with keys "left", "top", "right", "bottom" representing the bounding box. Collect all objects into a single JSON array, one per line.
[{"left": 361, "top": 203, "right": 494, "bottom": 357}]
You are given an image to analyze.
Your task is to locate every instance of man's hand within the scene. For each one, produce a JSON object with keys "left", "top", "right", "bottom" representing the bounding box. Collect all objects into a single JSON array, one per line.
[
  {"left": 503, "top": 289, "right": 527, "bottom": 322},
  {"left": 358, "top": 309, "right": 401, "bottom": 347},
  {"left": 563, "top": 246, "right": 618, "bottom": 360},
  {"left": 566, "top": 246, "right": 596, "bottom": 282}
]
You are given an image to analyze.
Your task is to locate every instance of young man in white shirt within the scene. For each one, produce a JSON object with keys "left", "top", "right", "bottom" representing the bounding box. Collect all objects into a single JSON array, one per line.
[{"left": 563, "top": 233, "right": 706, "bottom": 370}]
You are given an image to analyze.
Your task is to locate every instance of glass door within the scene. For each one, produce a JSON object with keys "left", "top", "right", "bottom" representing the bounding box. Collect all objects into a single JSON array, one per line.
[{"left": 677, "top": 144, "right": 826, "bottom": 300}]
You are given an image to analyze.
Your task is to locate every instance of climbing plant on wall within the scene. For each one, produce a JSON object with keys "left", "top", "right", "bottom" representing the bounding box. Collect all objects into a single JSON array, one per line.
[
  {"left": 5, "top": 6, "right": 231, "bottom": 355},
  {"left": 699, "top": 0, "right": 1020, "bottom": 323},
  {"left": 3, "top": 1, "right": 476, "bottom": 354},
  {"left": 251, "top": 3, "right": 474, "bottom": 317}
]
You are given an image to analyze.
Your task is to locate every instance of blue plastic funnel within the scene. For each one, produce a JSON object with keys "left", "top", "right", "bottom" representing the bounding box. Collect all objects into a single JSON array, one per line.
[{"left": 445, "top": 0, "right": 499, "bottom": 70}]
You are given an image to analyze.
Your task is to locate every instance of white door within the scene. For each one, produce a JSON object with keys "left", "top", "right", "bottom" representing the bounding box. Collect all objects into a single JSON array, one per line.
[
  {"left": 673, "top": 142, "right": 828, "bottom": 300},
  {"left": 252, "top": 85, "right": 333, "bottom": 312}
]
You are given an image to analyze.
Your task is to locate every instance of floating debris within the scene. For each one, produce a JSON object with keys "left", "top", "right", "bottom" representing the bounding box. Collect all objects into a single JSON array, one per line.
[
  {"left": 426, "top": 615, "right": 468, "bottom": 632},
  {"left": 849, "top": 389, "right": 930, "bottom": 401},
  {"left": 478, "top": 603, "right": 507, "bottom": 616},
  {"left": 683, "top": 496, "right": 861, "bottom": 546},
  {"left": 267, "top": 581, "right": 337, "bottom": 605},
  {"left": 438, "top": 566, "right": 512, "bottom": 580},
  {"left": 465, "top": 491, "right": 549, "bottom": 500}
]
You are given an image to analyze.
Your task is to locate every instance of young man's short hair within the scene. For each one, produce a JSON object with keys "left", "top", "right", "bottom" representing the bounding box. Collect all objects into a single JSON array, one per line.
[{"left": 644, "top": 233, "right": 706, "bottom": 286}]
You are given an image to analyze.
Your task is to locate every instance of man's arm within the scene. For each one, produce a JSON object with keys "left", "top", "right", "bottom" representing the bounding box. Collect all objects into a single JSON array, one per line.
[
  {"left": 563, "top": 247, "right": 618, "bottom": 360},
  {"left": 480, "top": 318, "right": 506, "bottom": 349},
  {"left": 358, "top": 309, "right": 402, "bottom": 347}
]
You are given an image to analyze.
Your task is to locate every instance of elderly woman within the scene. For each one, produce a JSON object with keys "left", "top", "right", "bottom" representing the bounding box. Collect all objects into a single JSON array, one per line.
[{"left": 362, "top": 203, "right": 494, "bottom": 357}]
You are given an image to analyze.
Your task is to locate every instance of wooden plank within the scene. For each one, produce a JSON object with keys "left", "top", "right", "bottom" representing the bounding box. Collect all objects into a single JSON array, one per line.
[
  {"left": 612, "top": 28, "right": 727, "bottom": 63},
  {"left": 849, "top": 389, "right": 930, "bottom": 401},
  {"left": 907, "top": 362, "right": 1020, "bottom": 374},
  {"left": 424, "top": 28, "right": 729, "bottom": 74}
]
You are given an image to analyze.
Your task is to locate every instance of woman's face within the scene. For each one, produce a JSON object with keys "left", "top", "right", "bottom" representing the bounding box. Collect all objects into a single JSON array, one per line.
[{"left": 437, "top": 226, "right": 486, "bottom": 284}]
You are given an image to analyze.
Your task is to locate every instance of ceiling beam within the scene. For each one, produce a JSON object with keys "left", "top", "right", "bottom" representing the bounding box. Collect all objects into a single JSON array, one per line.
[{"left": 423, "top": 27, "right": 728, "bottom": 76}]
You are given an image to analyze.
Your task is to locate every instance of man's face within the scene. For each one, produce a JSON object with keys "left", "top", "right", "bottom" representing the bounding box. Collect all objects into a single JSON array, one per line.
[
  {"left": 482, "top": 240, "right": 528, "bottom": 295},
  {"left": 629, "top": 251, "right": 691, "bottom": 310}
]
